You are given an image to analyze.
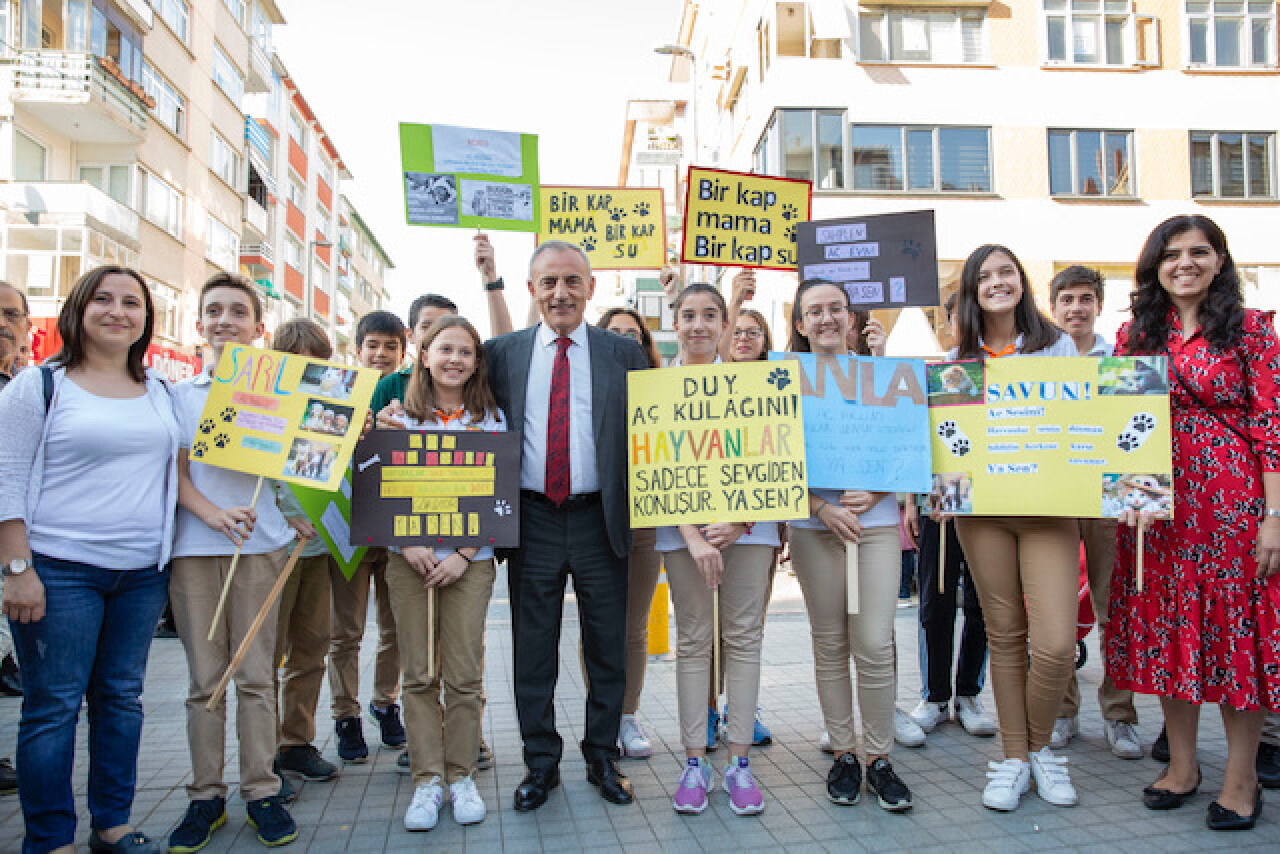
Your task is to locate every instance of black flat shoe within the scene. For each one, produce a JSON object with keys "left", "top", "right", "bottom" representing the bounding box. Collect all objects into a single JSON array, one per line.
[
  {"left": 514, "top": 767, "right": 560, "bottom": 812},
  {"left": 1143, "top": 766, "right": 1201, "bottom": 810},
  {"left": 1206, "top": 787, "right": 1263, "bottom": 831},
  {"left": 586, "top": 757, "right": 634, "bottom": 805}
]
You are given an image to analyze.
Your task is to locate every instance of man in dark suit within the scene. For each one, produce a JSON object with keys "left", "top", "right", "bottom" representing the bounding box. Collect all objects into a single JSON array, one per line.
[{"left": 485, "top": 240, "right": 648, "bottom": 811}]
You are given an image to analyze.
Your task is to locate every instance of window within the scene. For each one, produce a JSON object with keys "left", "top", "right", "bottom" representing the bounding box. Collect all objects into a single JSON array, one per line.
[
  {"left": 152, "top": 0, "right": 189, "bottom": 43},
  {"left": 852, "top": 125, "right": 992, "bottom": 192},
  {"left": 209, "top": 131, "right": 241, "bottom": 188},
  {"left": 78, "top": 163, "right": 132, "bottom": 205},
  {"left": 754, "top": 109, "right": 846, "bottom": 189},
  {"left": 775, "top": 1, "right": 846, "bottom": 59},
  {"left": 283, "top": 234, "right": 303, "bottom": 270},
  {"left": 206, "top": 215, "right": 239, "bottom": 271},
  {"left": 142, "top": 61, "right": 185, "bottom": 138},
  {"left": 1044, "top": 0, "right": 1135, "bottom": 64},
  {"left": 14, "top": 129, "right": 46, "bottom": 181},
  {"left": 1186, "top": 0, "right": 1276, "bottom": 67},
  {"left": 1048, "top": 130, "right": 1134, "bottom": 195},
  {"left": 859, "top": 7, "right": 987, "bottom": 63},
  {"left": 288, "top": 111, "right": 307, "bottom": 148},
  {"left": 212, "top": 45, "right": 244, "bottom": 107},
  {"left": 287, "top": 174, "right": 306, "bottom": 209},
  {"left": 148, "top": 279, "right": 180, "bottom": 340},
  {"left": 222, "top": 0, "right": 245, "bottom": 27},
  {"left": 1191, "top": 131, "right": 1275, "bottom": 197},
  {"left": 314, "top": 202, "right": 329, "bottom": 238},
  {"left": 137, "top": 169, "right": 183, "bottom": 238}
]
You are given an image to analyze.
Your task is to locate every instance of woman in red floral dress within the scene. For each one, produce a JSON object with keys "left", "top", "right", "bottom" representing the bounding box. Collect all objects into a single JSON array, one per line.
[{"left": 1108, "top": 214, "right": 1280, "bottom": 831}]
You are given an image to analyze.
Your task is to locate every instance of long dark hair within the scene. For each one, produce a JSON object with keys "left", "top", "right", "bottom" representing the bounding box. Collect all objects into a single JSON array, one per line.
[
  {"left": 953, "top": 245, "right": 1059, "bottom": 359},
  {"left": 404, "top": 315, "right": 500, "bottom": 423},
  {"left": 735, "top": 308, "right": 773, "bottom": 361},
  {"left": 1125, "top": 215, "right": 1243, "bottom": 354},
  {"left": 788, "top": 279, "right": 850, "bottom": 352},
  {"left": 50, "top": 265, "right": 153, "bottom": 382},
  {"left": 847, "top": 309, "right": 872, "bottom": 356},
  {"left": 598, "top": 307, "right": 659, "bottom": 368}
]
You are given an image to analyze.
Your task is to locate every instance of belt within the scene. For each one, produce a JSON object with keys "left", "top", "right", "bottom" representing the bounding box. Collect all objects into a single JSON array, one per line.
[{"left": 520, "top": 489, "right": 601, "bottom": 510}]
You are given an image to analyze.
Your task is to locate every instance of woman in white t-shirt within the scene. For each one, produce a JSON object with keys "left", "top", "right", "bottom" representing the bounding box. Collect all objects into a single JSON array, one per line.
[{"left": 0, "top": 266, "right": 181, "bottom": 854}]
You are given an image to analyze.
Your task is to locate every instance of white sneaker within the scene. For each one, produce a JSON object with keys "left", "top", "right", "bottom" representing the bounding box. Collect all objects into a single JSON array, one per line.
[
  {"left": 404, "top": 778, "right": 444, "bottom": 831},
  {"left": 982, "top": 758, "right": 1031, "bottom": 811},
  {"left": 818, "top": 730, "right": 834, "bottom": 754},
  {"left": 909, "top": 699, "right": 947, "bottom": 732},
  {"left": 449, "top": 775, "right": 486, "bottom": 825},
  {"left": 1104, "top": 720, "right": 1144, "bottom": 760},
  {"left": 618, "top": 714, "right": 653, "bottom": 759},
  {"left": 1029, "top": 746, "right": 1078, "bottom": 806},
  {"left": 954, "top": 696, "right": 997, "bottom": 737},
  {"left": 893, "top": 707, "right": 926, "bottom": 747},
  {"left": 1048, "top": 716, "right": 1078, "bottom": 749}
]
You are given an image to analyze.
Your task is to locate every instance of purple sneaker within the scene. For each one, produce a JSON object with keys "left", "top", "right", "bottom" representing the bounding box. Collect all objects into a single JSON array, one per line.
[
  {"left": 672, "top": 757, "right": 711, "bottom": 814},
  {"left": 723, "top": 756, "right": 764, "bottom": 815}
]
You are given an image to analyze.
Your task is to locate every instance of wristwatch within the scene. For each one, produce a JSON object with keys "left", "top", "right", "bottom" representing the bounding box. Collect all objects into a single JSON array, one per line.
[
  {"left": 2, "top": 558, "right": 30, "bottom": 577},
  {"left": 484, "top": 277, "right": 505, "bottom": 292}
]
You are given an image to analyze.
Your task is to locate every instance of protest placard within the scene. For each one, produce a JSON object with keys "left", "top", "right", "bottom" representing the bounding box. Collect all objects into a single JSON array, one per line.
[
  {"left": 628, "top": 360, "right": 809, "bottom": 527},
  {"left": 538, "top": 186, "right": 665, "bottom": 269},
  {"left": 289, "top": 473, "right": 367, "bottom": 579},
  {"left": 796, "top": 210, "right": 940, "bottom": 309},
  {"left": 192, "top": 345, "right": 379, "bottom": 493},
  {"left": 773, "top": 352, "right": 932, "bottom": 492},
  {"left": 350, "top": 430, "right": 521, "bottom": 548},
  {"left": 400, "top": 122, "right": 539, "bottom": 232},
  {"left": 927, "top": 356, "right": 1173, "bottom": 518},
  {"left": 680, "top": 166, "right": 810, "bottom": 270}
]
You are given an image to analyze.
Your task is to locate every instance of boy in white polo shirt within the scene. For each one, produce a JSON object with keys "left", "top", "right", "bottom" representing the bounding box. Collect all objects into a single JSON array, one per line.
[{"left": 168, "top": 273, "right": 300, "bottom": 852}]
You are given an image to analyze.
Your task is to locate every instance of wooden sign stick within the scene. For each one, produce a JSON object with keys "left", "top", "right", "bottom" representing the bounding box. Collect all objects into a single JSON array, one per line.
[
  {"left": 208, "top": 475, "right": 265, "bottom": 642},
  {"left": 939, "top": 519, "right": 948, "bottom": 595},
  {"left": 846, "top": 541, "right": 860, "bottom": 615},
  {"left": 712, "top": 587, "right": 721, "bottom": 699},
  {"left": 427, "top": 586, "right": 436, "bottom": 681},
  {"left": 1136, "top": 517, "right": 1146, "bottom": 593},
  {"left": 205, "top": 537, "right": 308, "bottom": 711}
]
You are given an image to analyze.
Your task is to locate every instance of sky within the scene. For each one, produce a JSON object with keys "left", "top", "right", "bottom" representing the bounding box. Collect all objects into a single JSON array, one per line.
[{"left": 275, "top": 0, "right": 688, "bottom": 337}]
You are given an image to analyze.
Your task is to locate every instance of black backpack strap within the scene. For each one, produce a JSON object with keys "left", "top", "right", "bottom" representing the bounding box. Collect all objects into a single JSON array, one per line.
[{"left": 40, "top": 364, "right": 53, "bottom": 413}]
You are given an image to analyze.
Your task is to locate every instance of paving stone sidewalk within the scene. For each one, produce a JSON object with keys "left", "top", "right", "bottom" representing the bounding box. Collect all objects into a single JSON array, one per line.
[{"left": 1, "top": 568, "right": 1276, "bottom": 852}]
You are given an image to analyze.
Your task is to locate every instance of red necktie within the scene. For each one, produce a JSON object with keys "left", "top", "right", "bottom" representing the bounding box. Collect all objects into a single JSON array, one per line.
[{"left": 545, "top": 336, "right": 571, "bottom": 505}]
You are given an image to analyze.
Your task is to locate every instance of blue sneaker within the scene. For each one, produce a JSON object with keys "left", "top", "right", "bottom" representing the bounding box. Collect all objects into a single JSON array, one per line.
[
  {"left": 369, "top": 701, "right": 407, "bottom": 748},
  {"left": 705, "top": 707, "right": 720, "bottom": 751},
  {"left": 722, "top": 706, "right": 774, "bottom": 747}
]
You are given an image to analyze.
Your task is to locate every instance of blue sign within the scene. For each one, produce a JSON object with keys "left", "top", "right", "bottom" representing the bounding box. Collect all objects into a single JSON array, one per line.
[{"left": 771, "top": 352, "right": 932, "bottom": 492}]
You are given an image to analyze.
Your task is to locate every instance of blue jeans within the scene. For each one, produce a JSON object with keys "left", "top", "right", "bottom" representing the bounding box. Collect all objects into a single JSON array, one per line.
[{"left": 10, "top": 554, "right": 169, "bottom": 854}]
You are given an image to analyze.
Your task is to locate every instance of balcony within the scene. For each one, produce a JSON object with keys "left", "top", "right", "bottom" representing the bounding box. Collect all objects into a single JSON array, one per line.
[
  {"left": 243, "top": 195, "right": 270, "bottom": 241},
  {"left": 0, "top": 181, "right": 140, "bottom": 246},
  {"left": 6, "top": 51, "right": 149, "bottom": 142},
  {"left": 246, "top": 39, "right": 273, "bottom": 94},
  {"left": 240, "top": 242, "right": 275, "bottom": 272}
]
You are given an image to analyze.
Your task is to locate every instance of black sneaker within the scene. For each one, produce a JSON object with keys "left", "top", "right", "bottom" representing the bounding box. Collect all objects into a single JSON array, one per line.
[
  {"left": 866, "top": 757, "right": 913, "bottom": 812},
  {"left": 369, "top": 702, "right": 407, "bottom": 748},
  {"left": 335, "top": 717, "right": 369, "bottom": 764},
  {"left": 1258, "top": 742, "right": 1280, "bottom": 789},
  {"left": 272, "top": 760, "right": 297, "bottom": 804},
  {"left": 277, "top": 745, "right": 338, "bottom": 781},
  {"left": 826, "top": 752, "right": 862, "bottom": 805},
  {"left": 0, "top": 757, "right": 15, "bottom": 795},
  {"left": 477, "top": 739, "right": 493, "bottom": 771},
  {"left": 246, "top": 795, "right": 297, "bottom": 847},
  {"left": 168, "top": 797, "right": 227, "bottom": 853},
  {"left": 396, "top": 749, "right": 410, "bottom": 771},
  {"left": 1152, "top": 726, "right": 1170, "bottom": 763}
]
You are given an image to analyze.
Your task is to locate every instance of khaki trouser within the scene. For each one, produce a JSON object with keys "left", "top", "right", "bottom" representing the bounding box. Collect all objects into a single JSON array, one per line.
[
  {"left": 664, "top": 543, "right": 774, "bottom": 750},
  {"left": 171, "top": 549, "right": 287, "bottom": 802},
  {"left": 328, "top": 548, "right": 400, "bottom": 720},
  {"left": 1060, "top": 518, "right": 1137, "bottom": 723},
  {"left": 385, "top": 552, "right": 495, "bottom": 784},
  {"left": 955, "top": 516, "right": 1079, "bottom": 759},
  {"left": 623, "top": 528, "right": 663, "bottom": 714},
  {"left": 275, "top": 553, "right": 333, "bottom": 747},
  {"left": 790, "top": 525, "right": 900, "bottom": 756}
]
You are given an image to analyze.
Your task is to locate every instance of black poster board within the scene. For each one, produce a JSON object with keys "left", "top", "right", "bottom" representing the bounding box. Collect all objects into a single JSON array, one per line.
[{"left": 796, "top": 209, "right": 940, "bottom": 310}]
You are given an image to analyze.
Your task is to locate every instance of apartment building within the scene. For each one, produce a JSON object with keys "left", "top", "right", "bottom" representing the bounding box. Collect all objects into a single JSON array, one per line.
[
  {"left": 647, "top": 0, "right": 1280, "bottom": 346},
  {"left": 335, "top": 193, "right": 393, "bottom": 359}
]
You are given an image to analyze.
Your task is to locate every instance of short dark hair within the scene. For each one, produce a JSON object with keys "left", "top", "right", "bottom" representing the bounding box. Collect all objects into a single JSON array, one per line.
[
  {"left": 408, "top": 293, "right": 458, "bottom": 330},
  {"left": 200, "top": 272, "right": 263, "bottom": 323},
  {"left": 0, "top": 281, "right": 29, "bottom": 316},
  {"left": 356, "top": 310, "right": 407, "bottom": 350},
  {"left": 50, "top": 266, "right": 153, "bottom": 382},
  {"left": 273, "top": 318, "right": 333, "bottom": 359},
  {"left": 1050, "top": 265, "right": 1105, "bottom": 305}
]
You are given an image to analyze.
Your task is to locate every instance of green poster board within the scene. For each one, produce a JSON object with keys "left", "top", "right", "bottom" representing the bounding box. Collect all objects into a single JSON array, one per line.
[
  {"left": 289, "top": 472, "right": 367, "bottom": 580},
  {"left": 399, "top": 122, "right": 540, "bottom": 232}
]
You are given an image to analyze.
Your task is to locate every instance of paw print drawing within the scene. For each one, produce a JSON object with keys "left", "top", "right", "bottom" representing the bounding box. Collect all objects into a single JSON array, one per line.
[
  {"left": 191, "top": 440, "right": 209, "bottom": 458},
  {"left": 937, "top": 420, "right": 959, "bottom": 440},
  {"left": 493, "top": 499, "right": 512, "bottom": 517},
  {"left": 633, "top": 201, "right": 650, "bottom": 217},
  {"left": 784, "top": 224, "right": 797, "bottom": 244},
  {"left": 902, "top": 239, "right": 924, "bottom": 260},
  {"left": 581, "top": 236, "right": 597, "bottom": 252},
  {"left": 212, "top": 433, "right": 231, "bottom": 449},
  {"left": 608, "top": 206, "right": 626, "bottom": 221},
  {"left": 953, "top": 437, "right": 971, "bottom": 456},
  {"left": 781, "top": 203, "right": 798, "bottom": 221},
  {"left": 766, "top": 367, "right": 791, "bottom": 390},
  {"left": 219, "top": 406, "right": 236, "bottom": 423},
  {"left": 1116, "top": 412, "right": 1157, "bottom": 452},
  {"left": 199, "top": 418, "right": 216, "bottom": 435},
  {"left": 937, "top": 420, "right": 972, "bottom": 457}
]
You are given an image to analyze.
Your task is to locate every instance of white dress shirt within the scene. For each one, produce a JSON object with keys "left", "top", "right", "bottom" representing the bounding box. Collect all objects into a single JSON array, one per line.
[{"left": 521, "top": 320, "right": 599, "bottom": 495}]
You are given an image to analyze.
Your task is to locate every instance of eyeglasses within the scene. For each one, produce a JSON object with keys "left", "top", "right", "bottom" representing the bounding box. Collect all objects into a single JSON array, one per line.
[
  {"left": 0, "top": 308, "right": 27, "bottom": 323},
  {"left": 802, "top": 304, "right": 848, "bottom": 321},
  {"left": 732, "top": 328, "right": 762, "bottom": 340}
]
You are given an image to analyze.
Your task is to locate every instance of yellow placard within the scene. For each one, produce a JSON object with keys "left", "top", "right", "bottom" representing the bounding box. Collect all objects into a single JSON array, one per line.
[
  {"left": 192, "top": 345, "right": 379, "bottom": 492},
  {"left": 538, "top": 186, "right": 666, "bottom": 270},
  {"left": 680, "top": 166, "right": 811, "bottom": 270},
  {"left": 628, "top": 360, "right": 809, "bottom": 527},
  {"left": 927, "top": 357, "right": 1174, "bottom": 518}
]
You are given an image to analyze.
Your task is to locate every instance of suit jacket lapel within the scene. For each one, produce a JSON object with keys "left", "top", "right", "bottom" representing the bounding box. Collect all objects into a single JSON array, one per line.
[
  {"left": 589, "top": 326, "right": 609, "bottom": 439},
  {"left": 508, "top": 328, "right": 535, "bottom": 430}
]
